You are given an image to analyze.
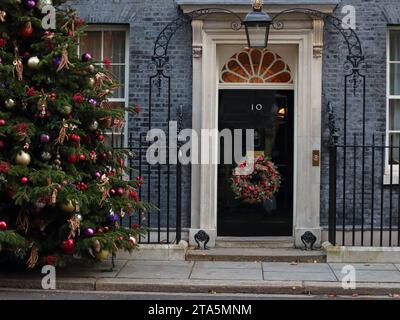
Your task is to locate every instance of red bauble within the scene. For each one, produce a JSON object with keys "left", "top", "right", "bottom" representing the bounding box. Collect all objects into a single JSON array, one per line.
[
  {"left": 68, "top": 154, "right": 78, "bottom": 164},
  {"left": 0, "top": 119, "right": 6, "bottom": 126},
  {"left": 69, "top": 134, "right": 81, "bottom": 143},
  {"left": 100, "top": 153, "right": 108, "bottom": 160},
  {"left": 98, "top": 135, "right": 105, "bottom": 142},
  {"left": 61, "top": 239, "right": 75, "bottom": 255},
  {"left": 104, "top": 226, "right": 110, "bottom": 232},
  {"left": 110, "top": 189, "right": 116, "bottom": 196},
  {"left": 97, "top": 228, "right": 104, "bottom": 234},
  {"left": 20, "top": 23, "right": 33, "bottom": 38},
  {"left": 0, "top": 221, "right": 7, "bottom": 231},
  {"left": 130, "top": 191, "right": 140, "bottom": 203},
  {"left": 117, "top": 187, "right": 125, "bottom": 196},
  {"left": 79, "top": 154, "right": 86, "bottom": 161},
  {"left": 21, "top": 177, "right": 28, "bottom": 184}
]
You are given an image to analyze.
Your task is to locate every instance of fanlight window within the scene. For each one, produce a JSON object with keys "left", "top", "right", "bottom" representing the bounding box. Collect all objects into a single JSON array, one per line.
[{"left": 220, "top": 49, "right": 293, "bottom": 84}]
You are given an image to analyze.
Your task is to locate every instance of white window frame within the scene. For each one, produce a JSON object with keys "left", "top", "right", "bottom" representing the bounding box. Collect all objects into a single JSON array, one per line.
[
  {"left": 385, "top": 26, "right": 400, "bottom": 183},
  {"left": 78, "top": 24, "right": 130, "bottom": 147}
]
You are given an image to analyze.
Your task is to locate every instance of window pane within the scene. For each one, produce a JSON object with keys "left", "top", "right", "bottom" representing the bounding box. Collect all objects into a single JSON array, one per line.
[
  {"left": 80, "top": 31, "right": 102, "bottom": 61},
  {"left": 390, "top": 100, "right": 400, "bottom": 131},
  {"left": 104, "top": 31, "right": 126, "bottom": 63},
  {"left": 389, "top": 133, "right": 400, "bottom": 164},
  {"left": 390, "top": 63, "right": 400, "bottom": 95},
  {"left": 110, "top": 65, "right": 125, "bottom": 98},
  {"left": 390, "top": 30, "right": 400, "bottom": 61}
]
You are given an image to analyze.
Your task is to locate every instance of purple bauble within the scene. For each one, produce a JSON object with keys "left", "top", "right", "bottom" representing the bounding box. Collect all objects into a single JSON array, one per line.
[
  {"left": 25, "top": 0, "right": 36, "bottom": 9},
  {"left": 40, "top": 133, "right": 50, "bottom": 143},
  {"left": 22, "top": 52, "right": 31, "bottom": 60},
  {"left": 84, "top": 228, "right": 95, "bottom": 237},
  {"left": 53, "top": 57, "right": 61, "bottom": 68},
  {"left": 81, "top": 52, "right": 93, "bottom": 62},
  {"left": 95, "top": 172, "right": 101, "bottom": 178},
  {"left": 88, "top": 99, "right": 97, "bottom": 107},
  {"left": 106, "top": 212, "right": 119, "bottom": 225}
]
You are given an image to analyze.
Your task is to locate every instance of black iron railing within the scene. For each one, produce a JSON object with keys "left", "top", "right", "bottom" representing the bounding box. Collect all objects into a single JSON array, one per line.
[
  {"left": 111, "top": 131, "right": 183, "bottom": 245},
  {"left": 329, "top": 134, "right": 400, "bottom": 247}
]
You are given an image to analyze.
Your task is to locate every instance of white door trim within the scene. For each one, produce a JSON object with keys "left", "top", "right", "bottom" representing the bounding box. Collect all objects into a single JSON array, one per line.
[{"left": 189, "top": 19, "right": 323, "bottom": 248}]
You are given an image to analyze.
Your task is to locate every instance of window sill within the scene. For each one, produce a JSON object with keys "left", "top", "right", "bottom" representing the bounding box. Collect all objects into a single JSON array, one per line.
[{"left": 383, "top": 173, "right": 399, "bottom": 185}]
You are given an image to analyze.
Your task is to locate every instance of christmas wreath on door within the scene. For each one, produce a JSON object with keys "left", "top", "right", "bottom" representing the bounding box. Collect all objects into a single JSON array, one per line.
[{"left": 231, "top": 156, "right": 281, "bottom": 204}]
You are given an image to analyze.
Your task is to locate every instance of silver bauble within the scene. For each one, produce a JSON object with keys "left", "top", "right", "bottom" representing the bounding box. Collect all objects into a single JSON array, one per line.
[
  {"left": 41, "top": 151, "right": 52, "bottom": 161},
  {"left": 74, "top": 213, "right": 83, "bottom": 222},
  {"left": 35, "top": 201, "right": 47, "bottom": 209},
  {"left": 37, "top": 0, "right": 53, "bottom": 10},
  {"left": 4, "top": 99, "right": 16, "bottom": 109},
  {"left": 89, "top": 120, "right": 99, "bottom": 131},
  {"left": 27, "top": 56, "right": 40, "bottom": 69}
]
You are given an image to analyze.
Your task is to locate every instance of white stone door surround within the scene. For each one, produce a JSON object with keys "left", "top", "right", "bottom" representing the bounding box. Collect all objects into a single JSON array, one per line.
[{"left": 184, "top": 5, "right": 335, "bottom": 248}]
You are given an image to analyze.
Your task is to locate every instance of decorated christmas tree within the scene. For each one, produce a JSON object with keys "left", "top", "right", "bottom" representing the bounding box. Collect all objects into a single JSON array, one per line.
[{"left": 0, "top": 0, "right": 149, "bottom": 268}]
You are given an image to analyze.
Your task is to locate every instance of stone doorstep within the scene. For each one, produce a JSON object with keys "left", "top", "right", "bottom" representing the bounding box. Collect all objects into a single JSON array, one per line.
[{"left": 1, "top": 277, "right": 400, "bottom": 296}]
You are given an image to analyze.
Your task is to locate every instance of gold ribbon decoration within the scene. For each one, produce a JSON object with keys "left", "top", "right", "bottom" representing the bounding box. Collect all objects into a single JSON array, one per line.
[
  {"left": 61, "top": 10, "right": 77, "bottom": 37},
  {"left": 16, "top": 214, "right": 29, "bottom": 234},
  {"left": 98, "top": 174, "right": 110, "bottom": 206},
  {"left": 13, "top": 47, "right": 24, "bottom": 81},
  {"left": 68, "top": 214, "right": 81, "bottom": 239},
  {"left": 0, "top": 11, "right": 6, "bottom": 22},
  {"left": 26, "top": 245, "right": 39, "bottom": 269},
  {"left": 57, "top": 48, "right": 74, "bottom": 72},
  {"left": 55, "top": 121, "right": 68, "bottom": 145}
]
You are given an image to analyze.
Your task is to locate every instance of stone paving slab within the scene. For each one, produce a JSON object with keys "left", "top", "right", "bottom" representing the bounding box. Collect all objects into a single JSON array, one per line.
[
  {"left": 263, "top": 262, "right": 333, "bottom": 273},
  {"left": 57, "top": 260, "right": 128, "bottom": 279},
  {"left": 190, "top": 266, "right": 263, "bottom": 281},
  {"left": 332, "top": 269, "right": 400, "bottom": 283},
  {"left": 194, "top": 261, "right": 262, "bottom": 270},
  {"left": 264, "top": 271, "right": 337, "bottom": 282},
  {"left": 330, "top": 263, "right": 398, "bottom": 271},
  {"left": 116, "top": 260, "right": 193, "bottom": 279}
]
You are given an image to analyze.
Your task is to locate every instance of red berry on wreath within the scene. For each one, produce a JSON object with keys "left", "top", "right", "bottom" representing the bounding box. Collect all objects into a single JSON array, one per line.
[
  {"left": 79, "top": 154, "right": 86, "bottom": 161},
  {"left": 21, "top": 177, "right": 28, "bottom": 184},
  {"left": 110, "top": 189, "right": 116, "bottom": 196},
  {"left": 117, "top": 187, "right": 125, "bottom": 196},
  {"left": 0, "top": 119, "right": 6, "bottom": 126}
]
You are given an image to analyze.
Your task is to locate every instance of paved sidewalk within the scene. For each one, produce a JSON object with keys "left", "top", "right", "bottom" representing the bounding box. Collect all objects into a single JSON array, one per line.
[{"left": 2, "top": 260, "right": 400, "bottom": 296}]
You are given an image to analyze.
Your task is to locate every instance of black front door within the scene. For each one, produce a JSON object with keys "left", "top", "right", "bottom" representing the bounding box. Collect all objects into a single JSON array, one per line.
[{"left": 217, "top": 90, "right": 294, "bottom": 237}]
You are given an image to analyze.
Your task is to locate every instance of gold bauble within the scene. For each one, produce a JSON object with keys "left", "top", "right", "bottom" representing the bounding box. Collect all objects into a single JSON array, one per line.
[
  {"left": 15, "top": 151, "right": 31, "bottom": 166},
  {"left": 61, "top": 105, "right": 72, "bottom": 115},
  {"left": 88, "top": 78, "right": 96, "bottom": 88},
  {"left": 92, "top": 239, "right": 101, "bottom": 253},
  {"left": 88, "top": 64, "right": 96, "bottom": 72},
  {"left": 60, "top": 200, "right": 76, "bottom": 213},
  {"left": 27, "top": 56, "right": 40, "bottom": 69},
  {"left": 96, "top": 250, "right": 110, "bottom": 261}
]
